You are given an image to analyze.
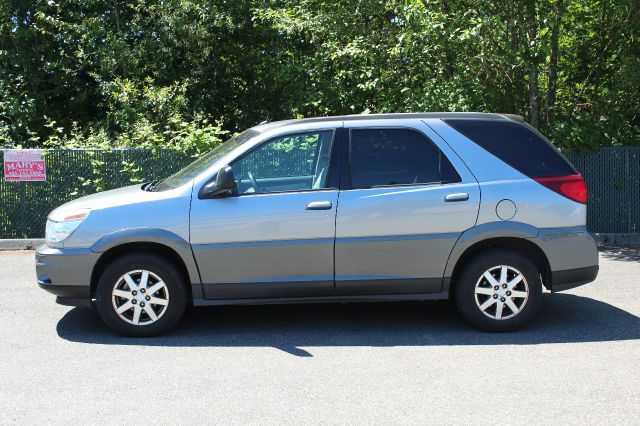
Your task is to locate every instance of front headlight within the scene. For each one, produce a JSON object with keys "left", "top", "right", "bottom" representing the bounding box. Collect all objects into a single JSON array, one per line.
[{"left": 45, "top": 208, "right": 91, "bottom": 244}]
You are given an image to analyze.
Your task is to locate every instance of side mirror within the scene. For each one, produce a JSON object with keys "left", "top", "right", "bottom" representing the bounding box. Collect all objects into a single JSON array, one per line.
[{"left": 198, "top": 165, "right": 238, "bottom": 199}]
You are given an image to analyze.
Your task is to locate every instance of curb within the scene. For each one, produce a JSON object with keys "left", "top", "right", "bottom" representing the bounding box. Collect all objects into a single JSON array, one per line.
[
  {"left": 0, "top": 239, "right": 46, "bottom": 250},
  {"left": 595, "top": 233, "right": 640, "bottom": 247}
]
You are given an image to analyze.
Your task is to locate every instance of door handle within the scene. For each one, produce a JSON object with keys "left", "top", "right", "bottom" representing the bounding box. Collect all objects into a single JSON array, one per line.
[
  {"left": 444, "top": 192, "right": 469, "bottom": 202},
  {"left": 306, "top": 201, "right": 333, "bottom": 210}
]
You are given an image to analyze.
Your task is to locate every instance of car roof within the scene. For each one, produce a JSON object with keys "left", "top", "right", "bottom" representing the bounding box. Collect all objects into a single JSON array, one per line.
[{"left": 252, "top": 112, "right": 523, "bottom": 132}]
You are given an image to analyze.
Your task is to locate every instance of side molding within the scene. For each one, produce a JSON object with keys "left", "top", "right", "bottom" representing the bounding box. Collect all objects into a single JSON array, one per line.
[{"left": 90, "top": 228, "right": 202, "bottom": 286}]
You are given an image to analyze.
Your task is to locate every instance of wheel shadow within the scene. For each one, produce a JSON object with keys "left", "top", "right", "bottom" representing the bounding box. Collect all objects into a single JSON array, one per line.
[{"left": 56, "top": 293, "right": 640, "bottom": 356}]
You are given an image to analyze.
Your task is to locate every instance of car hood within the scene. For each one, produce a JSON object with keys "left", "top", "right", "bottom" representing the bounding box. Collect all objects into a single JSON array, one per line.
[{"left": 48, "top": 184, "right": 185, "bottom": 221}]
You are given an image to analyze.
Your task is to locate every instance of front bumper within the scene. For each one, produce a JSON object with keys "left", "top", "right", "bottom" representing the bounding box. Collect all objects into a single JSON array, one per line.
[{"left": 35, "top": 244, "right": 100, "bottom": 307}]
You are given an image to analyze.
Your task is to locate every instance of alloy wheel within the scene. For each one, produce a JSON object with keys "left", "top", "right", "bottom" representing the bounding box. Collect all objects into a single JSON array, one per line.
[
  {"left": 111, "top": 269, "right": 170, "bottom": 326},
  {"left": 474, "top": 265, "right": 529, "bottom": 320}
]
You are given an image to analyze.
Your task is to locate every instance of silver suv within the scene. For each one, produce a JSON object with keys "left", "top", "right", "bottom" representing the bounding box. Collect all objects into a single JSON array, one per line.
[{"left": 36, "top": 113, "right": 599, "bottom": 336}]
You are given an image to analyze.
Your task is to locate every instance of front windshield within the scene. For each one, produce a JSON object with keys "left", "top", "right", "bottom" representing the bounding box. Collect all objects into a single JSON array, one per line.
[{"left": 152, "top": 129, "right": 260, "bottom": 191}]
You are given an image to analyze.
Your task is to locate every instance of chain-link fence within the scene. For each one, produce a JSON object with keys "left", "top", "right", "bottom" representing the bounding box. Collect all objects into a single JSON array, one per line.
[
  {"left": 0, "top": 149, "right": 193, "bottom": 239},
  {"left": 565, "top": 147, "right": 640, "bottom": 233},
  {"left": 1, "top": 147, "right": 639, "bottom": 238}
]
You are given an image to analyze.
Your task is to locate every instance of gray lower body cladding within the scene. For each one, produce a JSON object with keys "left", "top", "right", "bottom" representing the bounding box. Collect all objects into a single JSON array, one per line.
[
  {"left": 35, "top": 225, "right": 598, "bottom": 306},
  {"left": 537, "top": 226, "right": 599, "bottom": 271},
  {"left": 194, "top": 234, "right": 456, "bottom": 300},
  {"left": 36, "top": 244, "right": 99, "bottom": 306},
  {"left": 537, "top": 226, "right": 599, "bottom": 290}
]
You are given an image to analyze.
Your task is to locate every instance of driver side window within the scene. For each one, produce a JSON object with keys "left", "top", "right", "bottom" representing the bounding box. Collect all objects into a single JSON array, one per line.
[{"left": 231, "top": 130, "right": 334, "bottom": 194}]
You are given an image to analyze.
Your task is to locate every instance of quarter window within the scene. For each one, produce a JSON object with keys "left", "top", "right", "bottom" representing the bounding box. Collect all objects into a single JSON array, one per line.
[
  {"left": 349, "top": 128, "right": 460, "bottom": 188},
  {"left": 445, "top": 119, "right": 576, "bottom": 178}
]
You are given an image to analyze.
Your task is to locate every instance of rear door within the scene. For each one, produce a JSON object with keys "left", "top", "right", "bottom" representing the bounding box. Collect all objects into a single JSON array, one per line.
[{"left": 334, "top": 120, "right": 480, "bottom": 295}]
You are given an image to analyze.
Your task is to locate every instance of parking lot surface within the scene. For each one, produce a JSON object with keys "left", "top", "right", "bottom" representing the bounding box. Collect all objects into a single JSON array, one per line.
[{"left": 1, "top": 248, "right": 639, "bottom": 424}]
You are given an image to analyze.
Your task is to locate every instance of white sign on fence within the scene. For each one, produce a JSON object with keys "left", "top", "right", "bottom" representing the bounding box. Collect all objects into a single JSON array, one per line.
[{"left": 3, "top": 149, "right": 47, "bottom": 181}]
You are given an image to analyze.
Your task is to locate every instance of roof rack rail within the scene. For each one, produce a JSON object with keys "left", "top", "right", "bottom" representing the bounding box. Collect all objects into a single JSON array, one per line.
[{"left": 501, "top": 114, "right": 525, "bottom": 122}]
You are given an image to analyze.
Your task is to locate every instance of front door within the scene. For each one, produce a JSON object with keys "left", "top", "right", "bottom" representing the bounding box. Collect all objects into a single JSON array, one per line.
[
  {"left": 335, "top": 122, "right": 480, "bottom": 295},
  {"left": 190, "top": 129, "right": 339, "bottom": 299}
]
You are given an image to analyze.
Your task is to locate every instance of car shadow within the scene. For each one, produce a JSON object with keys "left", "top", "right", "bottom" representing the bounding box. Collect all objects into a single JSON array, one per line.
[{"left": 56, "top": 293, "right": 640, "bottom": 357}]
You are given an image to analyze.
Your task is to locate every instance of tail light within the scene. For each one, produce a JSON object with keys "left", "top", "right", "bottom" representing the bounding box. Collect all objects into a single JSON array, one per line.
[{"left": 533, "top": 174, "right": 587, "bottom": 204}]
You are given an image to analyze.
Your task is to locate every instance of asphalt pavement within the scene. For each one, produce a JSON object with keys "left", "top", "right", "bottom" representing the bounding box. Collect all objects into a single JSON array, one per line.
[{"left": 1, "top": 248, "right": 639, "bottom": 424}]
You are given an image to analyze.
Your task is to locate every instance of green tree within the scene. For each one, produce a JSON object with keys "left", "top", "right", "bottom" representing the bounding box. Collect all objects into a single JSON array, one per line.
[{"left": 1, "top": 0, "right": 638, "bottom": 149}]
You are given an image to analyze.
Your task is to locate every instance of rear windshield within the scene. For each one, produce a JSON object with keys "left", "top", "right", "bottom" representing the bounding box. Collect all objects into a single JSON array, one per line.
[{"left": 444, "top": 119, "right": 576, "bottom": 178}]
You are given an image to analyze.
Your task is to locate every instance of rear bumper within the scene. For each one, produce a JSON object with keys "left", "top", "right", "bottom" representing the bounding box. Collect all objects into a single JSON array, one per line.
[
  {"left": 35, "top": 244, "right": 99, "bottom": 307},
  {"left": 537, "top": 226, "right": 599, "bottom": 291},
  {"left": 551, "top": 265, "right": 599, "bottom": 292}
]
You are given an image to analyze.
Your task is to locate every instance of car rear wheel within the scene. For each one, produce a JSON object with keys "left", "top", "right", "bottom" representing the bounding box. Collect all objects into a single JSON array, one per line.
[
  {"left": 454, "top": 249, "right": 542, "bottom": 332},
  {"left": 96, "top": 252, "right": 187, "bottom": 337}
]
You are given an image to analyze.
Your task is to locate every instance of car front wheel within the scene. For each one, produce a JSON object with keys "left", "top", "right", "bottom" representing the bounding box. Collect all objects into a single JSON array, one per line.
[{"left": 96, "top": 252, "right": 187, "bottom": 337}]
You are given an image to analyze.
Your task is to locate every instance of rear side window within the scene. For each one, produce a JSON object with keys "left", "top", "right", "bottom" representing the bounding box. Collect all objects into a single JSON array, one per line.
[
  {"left": 445, "top": 119, "right": 576, "bottom": 178},
  {"left": 349, "top": 128, "right": 461, "bottom": 188}
]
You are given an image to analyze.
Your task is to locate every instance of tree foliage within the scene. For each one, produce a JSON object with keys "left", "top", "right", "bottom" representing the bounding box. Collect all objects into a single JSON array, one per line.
[{"left": 1, "top": 0, "right": 638, "bottom": 151}]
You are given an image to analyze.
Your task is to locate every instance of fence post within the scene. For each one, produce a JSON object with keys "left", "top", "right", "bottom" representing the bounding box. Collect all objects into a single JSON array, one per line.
[
  {"left": 19, "top": 181, "right": 25, "bottom": 238},
  {"left": 626, "top": 149, "right": 631, "bottom": 233}
]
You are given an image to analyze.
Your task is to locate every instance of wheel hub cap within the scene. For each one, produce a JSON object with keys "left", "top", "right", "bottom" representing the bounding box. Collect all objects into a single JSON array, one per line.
[
  {"left": 474, "top": 265, "right": 529, "bottom": 320},
  {"left": 111, "top": 269, "right": 170, "bottom": 326}
]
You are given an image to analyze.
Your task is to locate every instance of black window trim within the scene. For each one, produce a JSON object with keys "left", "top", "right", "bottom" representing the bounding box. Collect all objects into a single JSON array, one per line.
[
  {"left": 202, "top": 127, "right": 340, "bottom": 198},
  {"left": 344, "top": 125, "right": 462, "bottom": 191}
]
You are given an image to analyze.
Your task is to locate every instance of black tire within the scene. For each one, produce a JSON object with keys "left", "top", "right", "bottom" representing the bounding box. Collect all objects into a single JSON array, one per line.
[
  {"left": 96, "top": 252, "right": 187, "bottom": 337},
  {"left": 454, "top": 248, "right": 542, "bottom": 332}
]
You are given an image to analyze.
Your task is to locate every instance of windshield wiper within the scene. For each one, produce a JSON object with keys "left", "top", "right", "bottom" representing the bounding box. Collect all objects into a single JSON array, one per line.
[{"left": 145, "top": 179, "right": 162, "bottom": 191}]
